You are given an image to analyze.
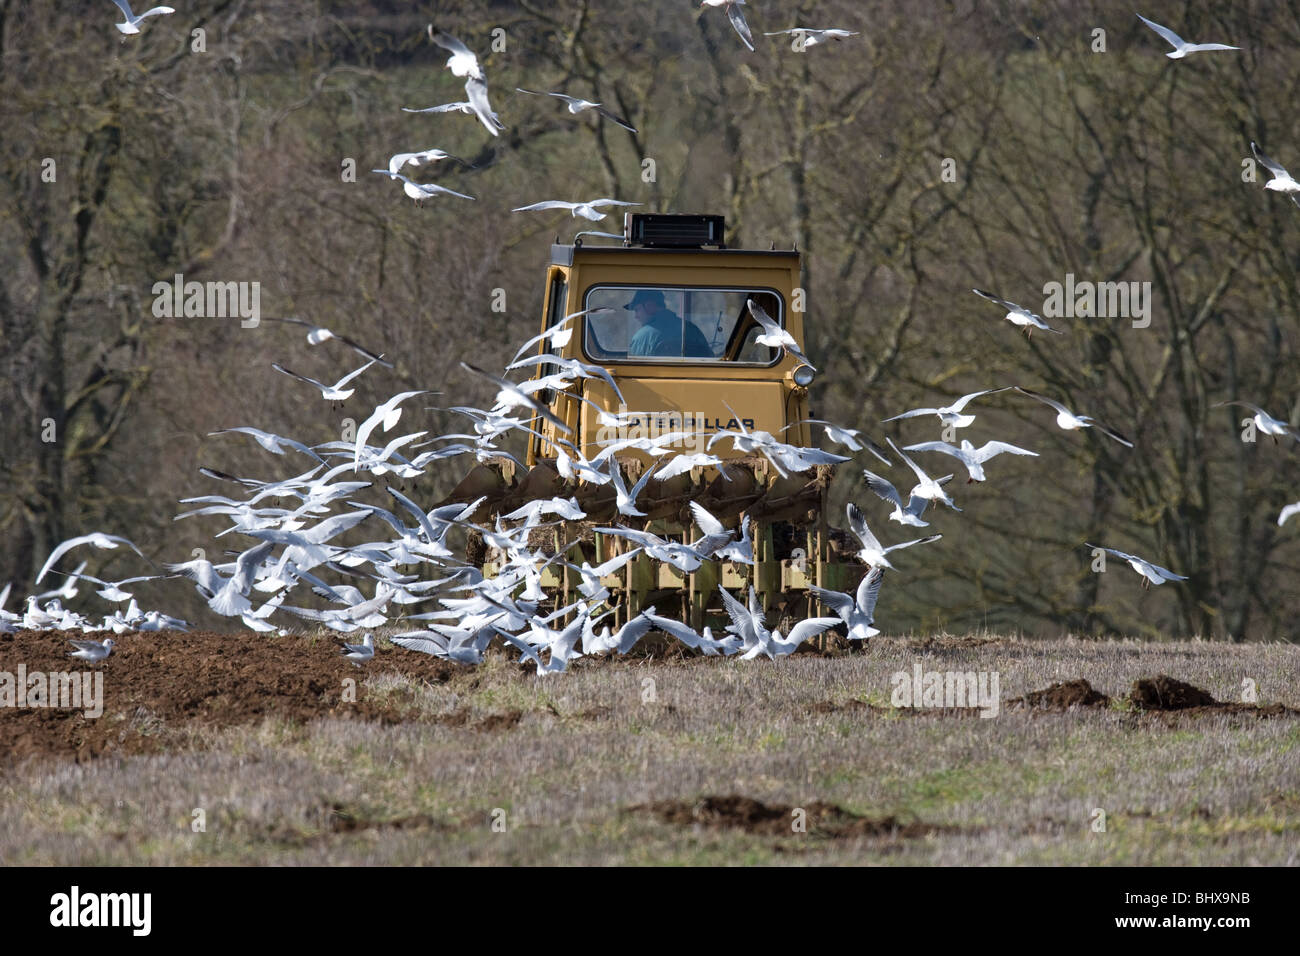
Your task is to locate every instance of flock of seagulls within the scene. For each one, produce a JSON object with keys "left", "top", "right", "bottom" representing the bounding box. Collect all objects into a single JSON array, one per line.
[{"left": 25, "top": 5, "right": 1297, "bottom": 662}]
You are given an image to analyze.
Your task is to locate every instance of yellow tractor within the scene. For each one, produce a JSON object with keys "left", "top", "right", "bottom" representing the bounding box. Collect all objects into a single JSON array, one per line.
[{"left": 442, "top": 214, "right": 865, "bottom": 632}]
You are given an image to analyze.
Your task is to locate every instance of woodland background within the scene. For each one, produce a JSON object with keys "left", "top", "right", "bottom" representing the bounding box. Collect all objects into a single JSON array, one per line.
[{"left": 2, "top": 0, "right": 1297, "bottom": 640}]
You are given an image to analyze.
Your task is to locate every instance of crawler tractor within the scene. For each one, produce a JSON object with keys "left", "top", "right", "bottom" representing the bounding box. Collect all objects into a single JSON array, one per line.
[{"left": 441, "top": 214, "right": 866, "bottom": 632}]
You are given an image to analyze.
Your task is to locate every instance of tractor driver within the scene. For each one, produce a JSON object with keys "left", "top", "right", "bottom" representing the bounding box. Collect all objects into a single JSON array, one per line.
[{"left": 626, "top": 289, "right": 713, "bottom": 358}]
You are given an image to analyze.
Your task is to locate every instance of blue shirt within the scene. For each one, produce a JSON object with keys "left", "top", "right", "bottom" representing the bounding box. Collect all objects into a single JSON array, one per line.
[{"left": 629, "top": 308, "right": 713, "bottom": 358}]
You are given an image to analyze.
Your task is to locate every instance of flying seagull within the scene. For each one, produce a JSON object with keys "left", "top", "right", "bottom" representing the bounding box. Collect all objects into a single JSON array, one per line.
[
  {"left": 881, "top": 386, "right": 1013, "bottom": 430},
  {"left": 887, "top": 438, "right": 961, "bottom": 511},
  {"left": 701, "top": 0, "right": 755, "bottom": 52},
  {"left": 902, "top": 439, "right": 1040, "bottom": 483},
  {"left": 511, "top": 198, "right": 641, "bottom": 222},
  {"left": 809, "top": 566, "right": 884, "bottom": 642},
  {"left": 261, "top": 317, "right": 393, "bottom": 368},
  {"left": 402, "top": 102, "right": 476, "bottom": 116},
  {"left": 1212, "top": 401, "right": 1300, "bottom": 443},
  {"left": 427, "top": 27, "right": 505, "bottom": 136},
  {"left": 862, "top": 469, "right": 950, "bottom": 527},
  {"left": 37, "top": 533, "right": 146, "bottom": 584},
  {"left": 972, "top": 289, "right": 1063, "bottom": 338},
  {"left": 747, "top": 298, "right": 814, "bottom": 369},
  {"left": 1250, "top": 142, "right": 1300, "bottom": 208},
  {"left": 1013, "top": 387, "right": 1134, "bottom": 447},
  {"left": 353, "top": 391, "right": 429, "bottom": 469},
  {"left": 68, "top": 637, "right": 116, "bottom": 662},
  {"left": 763, "top": 28, "right": 860, "bottom": 48},
  {"left": 515, "top": 89, "right": 638, "bottom": 133},
  {"left": 272, "top": 356, "right": 381, "bottom": 403},
  {"left": 372, "top": 169, "right": 475, "bottom": 204},
  {"left": 459, "top": 362, "right": 571, "bottom": 433},
  {"left": 385, "top": 147, "right": 474, "bottom": 175},
  {"left": 1136, "top": 14, "right": 1239, "bottom": 58},
  {"left": 845, "top": 502, "right": 941, "bottom": 570},
  {"left": 784, "top": 420, "right": 891, "bottom": 464},
  {"left": 109, "top": 0, "right": 174, "bottom": 35},
  {"left": 1086, "top": 543, "right": 1188, "bottom": 589}
]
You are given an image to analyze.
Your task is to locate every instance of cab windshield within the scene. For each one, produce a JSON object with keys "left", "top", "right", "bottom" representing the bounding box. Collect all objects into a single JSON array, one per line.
[{"left": 583, "top": 286, "right": 782, "bottom": 364}]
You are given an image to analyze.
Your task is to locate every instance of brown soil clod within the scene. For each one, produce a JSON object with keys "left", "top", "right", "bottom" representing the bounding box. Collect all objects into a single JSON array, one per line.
[
  {"left": 629, "top": 794, "right": 959, "bottom": 839},
  {"left": 1127, "top": 675, "right": 1217, "bottom": 710},
  {"left": 1006, "top": 679, "right": 1111, "bottom": 710}
]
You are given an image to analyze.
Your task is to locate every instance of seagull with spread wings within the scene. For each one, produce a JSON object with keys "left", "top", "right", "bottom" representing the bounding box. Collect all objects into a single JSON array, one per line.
[
  {"left": 426, "top": 26, "right": 505, "bottom": 136},
  {"left": 972, "top": 289, "right": 1063, "bottom": 338},
  {"left": 1013, "top": 387, "right": 1134, "bottom": 447},
  {"left": 1136, "top": 13, "right": 1239, "bottom": 58},
  {"left": 515, "top": 88, "right": 638, "bottom": 133},
  {"left": 1250, "top": 142, "right": 1300, "bottom": 208},
  {"left": 701, "top": 0, "right": 756, "bottom": 52}
]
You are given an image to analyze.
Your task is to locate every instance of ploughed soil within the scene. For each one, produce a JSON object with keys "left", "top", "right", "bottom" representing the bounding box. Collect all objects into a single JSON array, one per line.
[
  {"left": 0, "top": 628, "right": 469, "bottom": 764},
  {"left": 1004, "top": 675, "right": 1300, "bottom": 718},
  {"left": 5, "top": 624, "right": 1297, "bottom": 766},
  {"left": 629, "top": 794, "right": 961, "bottom": 839}
]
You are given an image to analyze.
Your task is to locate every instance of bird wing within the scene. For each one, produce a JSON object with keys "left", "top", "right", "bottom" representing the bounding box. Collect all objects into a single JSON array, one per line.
[
  {"left": 427, "top": 182, "right": 476, "bottom": 200},
  {"left": 391, "top": 633, "right": 451, "bottom": 656},
  {"left": 464, "top": 76, "right": 503, "bottom": 135},
  {"left": 1186, "top": 42, "right": 1238, "bottom": 52},
  {"left": 1213, "top": 400, "right": 1268, "bottom": 416},
  {"left": 887, "top": 438, "right": 936, "bottom": 489},
  {"left": 972, "top": 288, "right": 1019, "bottom": 312},
  {"left": 879, "top": 408, "right": 939, "bottom": 422},
  {"left": 718, "top": 586, "right": 756, "bottom": 637},
  {"left": 1094, "top": 423, "right": 1135, "bottom": 448},
  {"left": 333, "top": 356, "right": 381, "bottom": 389},
  {"left": 1086, "top": 543, "right": 1135, "bottom": 563},
  {"left": 689, "top": 501, "right": 727, "bottom": 536},
  {"left": 785, "top": 617, "right": 842, "bottom": 646},
  {"left": 402, "top": 102, "right": 468, "bottom": 114},
  {"left": 512, "top": 200, "right": 576, "bottom": 213},
  {"left": 428, "top": 28, "right": 475, "bottom": 60},
  {"left": 974, "top": 440, "right": 1039, "bottom": 462},
  {"left": 902, "top": 441, "right": 963, "bottom": 460},
  {"left": 110, "top": 0, "right": 136, "bottom": 17},
  {"left": 1136, "top": 14, "right": 1186, "bottom": 50},
  {"left": 857, "top": 566, "right": 884, "bottom": 619},
  {"left": 846, "top": 502, "right": 884, "bottom": 555},
  {"left": 1013, "top": 386, "right": 1070, "bottom": 416},
  {"left": 746, "top": 297, "right": 779, "bottom": 333},
  {"left": 1150, "top": 562, "right": 1189, "bottom": 581},
  {"left": 882, "top": 533, "right": 942, "bottom": 555},
  {"left": 643, "top": 612, "right": 700, "bottom": 647},
  {"left": 594, "top": 105, "right": 638, "bottom": 133},
  {"left": 68, "top": 639, "right": 108, "bottom": 652},
  {"left": 271, "top": 363, "right": 329, "bottom": 393},
  {"left": 614, "top": 614, "right": 656, "bottom": 654},
  {"left": 726, "top": 3, "right": 756, "bottom": 50},
  {"left": 861, "top": 469, "right": 905, "bottom": 510},
  {"left": 950, "top": 386, "right": 1012, "bottom": 412},
  {"left": 1278, "top": 502, "right": 1300, "bottom": 527},
  {"left": 808, "top": 585, "right": 853, "bottom": 617}
]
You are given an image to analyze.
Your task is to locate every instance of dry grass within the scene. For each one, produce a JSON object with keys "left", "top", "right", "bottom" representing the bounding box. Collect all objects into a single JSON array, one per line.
[{"left": 2, "top": 635, "right": 1298, "bottom": 865}]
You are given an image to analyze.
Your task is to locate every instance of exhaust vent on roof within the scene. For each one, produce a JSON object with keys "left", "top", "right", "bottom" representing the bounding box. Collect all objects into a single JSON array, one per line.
[{"left": 625, "top": 214, "right": 726, "bottom": 249}]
